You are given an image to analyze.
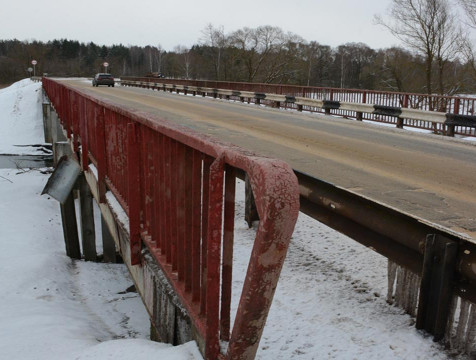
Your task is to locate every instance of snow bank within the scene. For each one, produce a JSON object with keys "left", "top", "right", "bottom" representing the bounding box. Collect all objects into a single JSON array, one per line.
[
  {"left": 0, "top": 79, "right": 203, "bottom": 360},
  {"left": 0, "top": 168, "right": 157, "bottom": 360},
  {"left": 0, "top": 79, "right": 45, "bottom": 154}
]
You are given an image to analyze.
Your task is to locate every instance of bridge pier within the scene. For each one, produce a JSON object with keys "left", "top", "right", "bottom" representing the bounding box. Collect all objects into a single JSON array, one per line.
[
  {"left": 101, "top": 215, "right": 117, "bottom": 263},
  {"left": 79, "top": 174, "right": 97, "bottom": 261},
  {"left": 42, "top": 102, "right": 52, "bottom": 143}
]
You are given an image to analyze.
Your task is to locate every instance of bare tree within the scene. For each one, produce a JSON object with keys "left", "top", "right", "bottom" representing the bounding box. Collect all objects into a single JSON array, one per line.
[
  {"left": 377, "top": 47, "right": 426, "bottom": 93},
  {"left": 201, "top": 24, "right": 226, "bottom": 80},
  {"left": 375, "top": 0, "right": 462, "bottom": 96},
  {"left": 147, "top": 46, "right": 154, "bottom": 73},
  {"left": 231, "top": 25, "right": 285, "bottom": 82},
  {"left": 174, "top": 45, "right": 191, "bottom": 79},
  {"left": 456, "top": 0, "right": 476, "bottom": 80},
  {"left": 157, "top": 44, "right": 164, "bottom": 75},
  {"left": 458, "top": 0, "right": 476, "bottom": 28},
  {"left": 305, "top": 41, "right": 320, "bottom": 86},
  {"left": 230, "top": 25, "right": 302, "bottom": 83}
]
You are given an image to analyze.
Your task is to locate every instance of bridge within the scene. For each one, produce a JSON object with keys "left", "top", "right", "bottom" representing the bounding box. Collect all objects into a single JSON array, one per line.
[{"left": 42, "top": 77, "right": 476, "bottom": 359}]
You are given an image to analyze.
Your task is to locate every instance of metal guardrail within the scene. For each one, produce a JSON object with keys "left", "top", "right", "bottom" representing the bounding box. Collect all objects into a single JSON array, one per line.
[
  {"left": 122, "top": 77, "right": 476, "bottom": 137},
  {"left": 42, "top": 77, "right": 300, "bottom": 360}
]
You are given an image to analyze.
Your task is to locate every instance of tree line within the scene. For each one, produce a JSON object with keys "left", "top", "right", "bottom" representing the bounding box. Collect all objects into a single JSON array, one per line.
[{"left": 1, "top": 0, "right": 476, "bottom": 95}]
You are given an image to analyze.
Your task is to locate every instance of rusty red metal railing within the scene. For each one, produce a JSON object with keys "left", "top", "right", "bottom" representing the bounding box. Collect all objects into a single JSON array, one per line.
[
  {"left": 42, "top": 77, "right": 300, "bottom": 360},
  {"left": 123, "top": 76, "right": 476, "bottom": 137}
]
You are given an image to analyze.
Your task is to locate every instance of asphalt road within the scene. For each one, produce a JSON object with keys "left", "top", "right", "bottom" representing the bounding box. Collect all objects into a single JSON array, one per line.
[{"left": 63, "top": 79, "right": 476, "bottom": 240}]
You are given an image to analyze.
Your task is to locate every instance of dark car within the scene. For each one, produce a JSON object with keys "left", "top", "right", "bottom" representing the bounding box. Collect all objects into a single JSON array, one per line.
[{"left": 92, "top": 73, "right": 115, "bottom": 87}]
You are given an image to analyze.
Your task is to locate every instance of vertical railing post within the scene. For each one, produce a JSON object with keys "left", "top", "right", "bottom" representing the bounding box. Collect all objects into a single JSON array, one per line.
[
  {"left": 200, "top": 157, "right": 212, "bottom": 316},
  {"left": 171, "top": 141, "right": 179, "bottom": 272},
  {"left": 205, "top": 154, "right": 225, "bottom": 360},
  {"left": 326, "top": 89, "right": 334, "bottom": 115},
  {"left": 357, "top": 91, "right": 366, "bottom": 121},
  {"left": 184, "top": 147, "right": 194, "bottom": 292},
  {"left": 165, "top": 137, "right": 173, "bottom": 264},
  {"left": 127, "top": 122, "right": 141, "bottom": 265},
  {"left": 447, "top": 98, "right": 460, "bottom": 137},
  {"left": 192, "top": 151, "right": 202, "bottom": 303},
  {"left": 177, "top": 143, "right": 186, "bottom": 281},
  {"left": 403, "top": 94, "right": 409, "bottom": 108},
  {"left": 79, "top": 98, "right": 89, "bottom": 170},
  {"left": 95, "top": 108, "right": 107, "bottom": 203},
  {"left": 159, "top": 134, "right": 167, "bottom": 252},
  {"left": 221, "top": 166, "right": 236, "bottom": 342},
  {"left": 72, "top": 98, "right": 80, "bottom": 153}
]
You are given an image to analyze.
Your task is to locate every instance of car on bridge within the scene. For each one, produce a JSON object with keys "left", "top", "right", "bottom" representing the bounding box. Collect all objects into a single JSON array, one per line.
[{"left": 92, "top": 73, "right": 115, "bottom": 87}]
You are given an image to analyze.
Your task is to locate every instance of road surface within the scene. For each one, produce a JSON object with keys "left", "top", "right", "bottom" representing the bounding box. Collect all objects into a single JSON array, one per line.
[{"left": 62, "top": 79, "right": 476, "bottom": 240}]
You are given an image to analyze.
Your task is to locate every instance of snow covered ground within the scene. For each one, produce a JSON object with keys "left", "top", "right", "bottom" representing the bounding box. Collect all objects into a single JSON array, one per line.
[
  {"left": 0, "top": 79, "right": 201, "bottom": 360},
  {"left": 0, "top": 79, "right": 466, "bottom": 359}
]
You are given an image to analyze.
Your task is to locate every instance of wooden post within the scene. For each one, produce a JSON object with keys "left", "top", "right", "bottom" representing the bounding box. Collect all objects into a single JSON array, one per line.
[
  {"left": 54, "top": 141, "right": 81, "bottom": 259},
  {"left": 101, "top": 215, "right": 116, "bottom": 263},
  {"left": 359, "top": 91, "right": 366, "bottom": 120},
  {"left": 79, "top": 174, "right": 97, "bottom": 261}
]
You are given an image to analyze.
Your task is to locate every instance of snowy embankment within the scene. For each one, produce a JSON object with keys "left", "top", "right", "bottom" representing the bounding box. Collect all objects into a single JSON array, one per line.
[
  {"left": 0, "top": 79, "right": 48, "bottom": 155},
  {"left": 0, "top": 79, "right": 462, "bottom": 359},
  {"left": 0, "top": 79, "right": 201, "bottom": 359}
]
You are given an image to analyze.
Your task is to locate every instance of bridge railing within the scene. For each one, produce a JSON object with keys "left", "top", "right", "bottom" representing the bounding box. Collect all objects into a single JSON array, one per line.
[
  {"left": 118, "top": 76, "right": 476, "bottom": 353},
  {"left": 42, "top": 77, "right": 300, "bottom": 360},
  {"left": 122, "top": 76, "right": 476, "bottom": 137}
]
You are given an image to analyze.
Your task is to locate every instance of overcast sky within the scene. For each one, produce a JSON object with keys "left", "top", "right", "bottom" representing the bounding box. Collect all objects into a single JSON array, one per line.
[{"left": 2, "top": 0, "right": 401, "bottom": 50}]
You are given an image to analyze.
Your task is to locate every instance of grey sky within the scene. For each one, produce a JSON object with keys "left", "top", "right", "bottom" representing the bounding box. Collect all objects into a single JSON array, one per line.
[{"left": 3, "top": 0, "right": 400, "bottom": 50}]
